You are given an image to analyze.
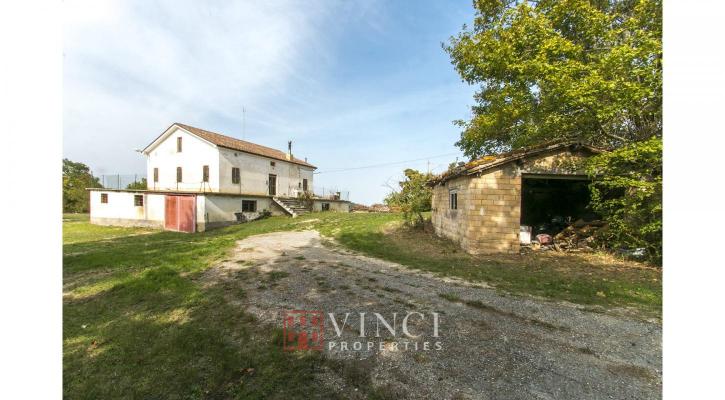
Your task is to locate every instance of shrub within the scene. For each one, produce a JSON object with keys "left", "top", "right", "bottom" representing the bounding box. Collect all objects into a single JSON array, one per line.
[
  {"left": 384, "top": 169, "right": 433, "bottom": 227},
  {"left": 587, "top": 137, "right": 662, "bottom": 265}
]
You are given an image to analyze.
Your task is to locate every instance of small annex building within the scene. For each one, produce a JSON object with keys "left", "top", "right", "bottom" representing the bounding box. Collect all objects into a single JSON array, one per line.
[
  {"left": 89, "top": 123, "right": 351, "bottom": 232},
  {"left": 428, "top": 141, "right": 605, "bottom": 254}
]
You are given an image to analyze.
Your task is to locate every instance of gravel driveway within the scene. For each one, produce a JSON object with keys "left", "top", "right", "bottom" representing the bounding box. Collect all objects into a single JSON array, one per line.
[{"left": 205, "top": 230, "right": 661, "bottom": 400}]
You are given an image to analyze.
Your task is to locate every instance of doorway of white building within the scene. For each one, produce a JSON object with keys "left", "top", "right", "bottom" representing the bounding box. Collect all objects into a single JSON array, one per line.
[
  {"left": 164, "top": 195, "right": 196, "bottom": 233},
  {"left": 268, "top": 174, "right": 277, "bottom": 196}
]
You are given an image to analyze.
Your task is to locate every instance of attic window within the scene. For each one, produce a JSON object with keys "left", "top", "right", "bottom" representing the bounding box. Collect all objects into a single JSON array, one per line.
[
  {"left": 270, "top": 161, "right": 276, "bottom": 167},
  {"left": 100, "top": 193, "right": 108, "bottom": 204},
  {"left": 232, "top": 167, "right": 240, "bottom": 184},
  {"left": 176, "top": 167, "right": 182, "bottom": 183},
  {"left": 177, "top": 137, "right": 182, "bottom": 152},
  {"left": 153, "top": 168, "right": 159, "bottom": 182},
  {"left": 202, "top": 165, "right": 209, "bottom": 182},
  {"left": 134, "top": 195, "right": 143, "bottom": 207}
]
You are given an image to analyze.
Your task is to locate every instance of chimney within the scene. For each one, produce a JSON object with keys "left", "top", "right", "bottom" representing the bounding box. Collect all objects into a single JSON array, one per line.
[{"left": 286, "top": 140, "right": 292, "bottom": 160}]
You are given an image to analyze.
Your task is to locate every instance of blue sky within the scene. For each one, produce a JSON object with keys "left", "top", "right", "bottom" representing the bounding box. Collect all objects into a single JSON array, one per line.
[{"left": 63, "top": 0, "right": 477, "bottom": 205}]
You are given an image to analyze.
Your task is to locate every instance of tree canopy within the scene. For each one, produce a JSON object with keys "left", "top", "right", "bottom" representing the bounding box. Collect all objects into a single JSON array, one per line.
[
  {"left": 63, "top": 158, "right": 102, "bottom": 213},
  {"left": 126, "top": 178, "right": 148, "bottom": 190},
  {"left": 446, "top": 0, "right": 662, "bottom": 158}
]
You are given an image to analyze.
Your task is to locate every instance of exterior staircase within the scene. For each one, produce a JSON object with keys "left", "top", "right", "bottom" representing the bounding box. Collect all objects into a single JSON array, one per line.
[{"left": 272, "top": 197, "right": 312, "bottom": 217}]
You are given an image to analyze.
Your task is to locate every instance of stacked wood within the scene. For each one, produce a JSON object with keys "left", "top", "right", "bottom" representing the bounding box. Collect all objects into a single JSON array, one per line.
[{"left": 553, "top": 219, "right": 606, "bottom": 252}]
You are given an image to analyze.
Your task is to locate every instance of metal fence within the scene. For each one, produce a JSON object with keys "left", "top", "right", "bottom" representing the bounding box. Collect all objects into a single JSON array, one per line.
[
  {"left": 97, "top": 174, "right": 147, "bottom": 190},
  {"left": 312, "top": 186, "right": 350, "bottom": 201},
  {"left": 94, "top": 174, "right": 351, "bottom": 201}
]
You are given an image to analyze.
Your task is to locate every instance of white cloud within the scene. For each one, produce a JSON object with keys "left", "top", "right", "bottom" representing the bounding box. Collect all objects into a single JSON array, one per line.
[
  {"left": 62, "top": 0, "right": 475, "bottom": 204},
  {"left": 64, "top": 0, "right": 334, "bottom": 172}
]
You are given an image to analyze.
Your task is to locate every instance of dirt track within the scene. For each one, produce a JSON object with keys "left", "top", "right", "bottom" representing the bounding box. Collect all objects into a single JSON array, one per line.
[{"left": 204, "top": 230, "right": 661, "bottom": 400}]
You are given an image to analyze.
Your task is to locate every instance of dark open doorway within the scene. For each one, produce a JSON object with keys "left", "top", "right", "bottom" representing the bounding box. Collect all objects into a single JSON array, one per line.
[{"left": 520, "top": 175, "right": 598, "bottom": 236}]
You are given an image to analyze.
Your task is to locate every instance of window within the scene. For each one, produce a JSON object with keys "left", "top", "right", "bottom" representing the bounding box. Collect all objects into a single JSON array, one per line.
[
  {"left": 176, "top": 167, "right": 182, "bottom": 183},
  {"left": 449, "top": 191, "right": 458, "bottom": 210},
  {"left": 242, "top": 200, "right": 257, "bottom": 212},
  {"left": 134, "top": 195, "right": 143, "bottom": 207},
  {"left": 270, "top": 161, "right": 276, "bottom": 167},
  {"left": 303, "top": 178, "right": 308, "bottom": 191},
  {"left": 177, "top": 137, "right": 182, "bottom": 152},
  {"left": 153, "top": 168, "right": 159, "bottom": 182},
  {"left": 321, "top": 203, "right": 330, "bottom": 211},
  {"left": 100, "top": 193, "right": 108, "bottom": 203},
  {"left": 231, "top": 167, "right": 240, "bottom": 184},
  {"left": 202, "top": 165, "right": 209, "bottom": 182}
]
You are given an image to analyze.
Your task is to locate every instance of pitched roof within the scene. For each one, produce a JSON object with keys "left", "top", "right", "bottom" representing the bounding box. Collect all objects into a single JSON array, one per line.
[
  {"left": 144, "top": 123, "right": 316, "bottom": 169},
  {"left": 429, "top": 141, "right": 605, "bottom": 185}
]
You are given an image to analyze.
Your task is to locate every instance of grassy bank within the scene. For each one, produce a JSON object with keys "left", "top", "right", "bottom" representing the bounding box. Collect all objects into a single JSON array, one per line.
[
  {"left": 310, "top": 212, "right": 661, "bottom": 316},
  {"left": 64, "top": 212, "right": 660, "bottom": 398}
]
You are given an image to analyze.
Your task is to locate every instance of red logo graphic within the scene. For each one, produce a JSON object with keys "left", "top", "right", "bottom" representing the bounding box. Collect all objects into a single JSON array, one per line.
[{"left": 283, "top": 310, "right": 324, "bottom": 351}]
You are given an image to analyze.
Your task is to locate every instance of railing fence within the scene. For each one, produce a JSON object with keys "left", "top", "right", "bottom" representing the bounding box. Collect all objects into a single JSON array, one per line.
[{"left": 93, "top": 174, "right": 351, "bottom": 201}]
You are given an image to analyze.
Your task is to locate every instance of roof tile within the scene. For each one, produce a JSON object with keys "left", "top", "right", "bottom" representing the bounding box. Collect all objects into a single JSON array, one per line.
[{"left": 173, "top": 123, "right": 316, "bottom": 169}]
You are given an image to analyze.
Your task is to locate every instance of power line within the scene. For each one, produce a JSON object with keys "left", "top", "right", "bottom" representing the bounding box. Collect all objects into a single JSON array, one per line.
[{"left": 314, "top": 152, "right": 460, "bottom": 174}]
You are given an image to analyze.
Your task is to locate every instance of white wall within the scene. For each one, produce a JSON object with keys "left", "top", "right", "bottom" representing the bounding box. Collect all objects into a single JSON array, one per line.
[
  {"left": 200, "top": 195, "right": 285, "bottom": 229},
  {"left": 312, "top": 200, "right": 351, "bottom": 213},
  {"left": 89, "top": 190, "right": 165, "bottom": 227},
  {"left": 145, "top": 125, "right": 314, "bottom": 196},
  {"left": 146, "top": 126, "right": 220, "bottom": 192},
  {"left": 218, "top": 147, "right": 314, "bottom": 197}
]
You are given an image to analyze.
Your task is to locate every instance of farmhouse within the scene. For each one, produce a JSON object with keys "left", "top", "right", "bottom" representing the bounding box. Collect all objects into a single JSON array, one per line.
[
  {"left": 428, "top": 141, "right": 604, "bottom": 254},
  {"left": 89, "top": 123, "right": 351, "bottom": 232}
]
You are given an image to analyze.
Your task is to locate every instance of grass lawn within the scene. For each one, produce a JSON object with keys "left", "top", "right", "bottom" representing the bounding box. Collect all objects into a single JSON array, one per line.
[
  {"left": 64, "top": 214, "right": 339, "bottom": 399},
  {"left": 64, "top": 212, "right": 661, "bottom": 398},
  {"left": 320, "top": 213, "right": 662, "bottom": 317}
]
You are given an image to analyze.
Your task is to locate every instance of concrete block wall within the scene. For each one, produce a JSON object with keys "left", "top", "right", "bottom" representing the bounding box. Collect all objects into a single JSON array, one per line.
[
  {"left": 312, "top": 199, "right": 352, "bottom": 213},
  {"left": 432, "top": 167, "right": 521, "bottom": 254},
  {"left": 431, "top": 147, "right": 594, "bottom": 254}
]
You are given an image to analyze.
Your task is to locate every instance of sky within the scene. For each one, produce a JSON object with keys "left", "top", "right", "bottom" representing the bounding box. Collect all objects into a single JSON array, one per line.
[{"left": 63, "top": 0, "right": 477, "bottom": 205}]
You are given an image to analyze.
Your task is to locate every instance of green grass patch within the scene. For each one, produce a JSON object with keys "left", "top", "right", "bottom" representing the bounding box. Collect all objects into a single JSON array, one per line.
[
  {"left": 64, "top": 214, "right": 346, "bottom": 399},
  {"left": 308, "top": 212, "right": 661, "bottom": 317}
]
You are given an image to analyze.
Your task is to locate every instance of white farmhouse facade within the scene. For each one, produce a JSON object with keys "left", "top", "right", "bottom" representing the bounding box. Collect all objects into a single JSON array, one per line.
[
  {"left": 144, "top": 123, "right": 315, "bottom": 196},
  {"left": 89, "top": 123, "right": 351, "bottom": 232}
]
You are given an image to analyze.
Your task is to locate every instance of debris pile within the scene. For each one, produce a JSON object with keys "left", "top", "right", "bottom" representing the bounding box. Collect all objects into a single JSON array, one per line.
[
  {"left": 552, "top": 219, "right": 606, "bottom": 252},
  {"left": 522, "top": 219, "right": 607, "bottom": 253},
  {"left": 370, "top": 204, "right": 392, "bottom": 212},
  {"left": 351, "top": 203, "right": 371, "bottom": 212},
  {"left": 351, "top": 203, "right": 394, "bottom": 213}
]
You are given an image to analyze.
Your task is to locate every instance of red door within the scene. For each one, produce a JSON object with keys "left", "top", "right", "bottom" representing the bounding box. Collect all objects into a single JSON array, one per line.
[{"left": 165, "top": 195, "right": 196, "bottom": 232}]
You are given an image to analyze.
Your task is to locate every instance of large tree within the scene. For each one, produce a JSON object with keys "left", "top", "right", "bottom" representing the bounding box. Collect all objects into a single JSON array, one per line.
[
  {"left": 63, "top": 159, "right": 102, "bottom": 213},
  {"left": 446, "top": 0, "right": 661, "bottom": 158}
]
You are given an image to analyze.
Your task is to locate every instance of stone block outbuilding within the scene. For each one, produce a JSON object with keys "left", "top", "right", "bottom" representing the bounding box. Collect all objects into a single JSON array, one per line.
[{"left": 428, "top": 141, "right": 605, "bottom": 254}]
